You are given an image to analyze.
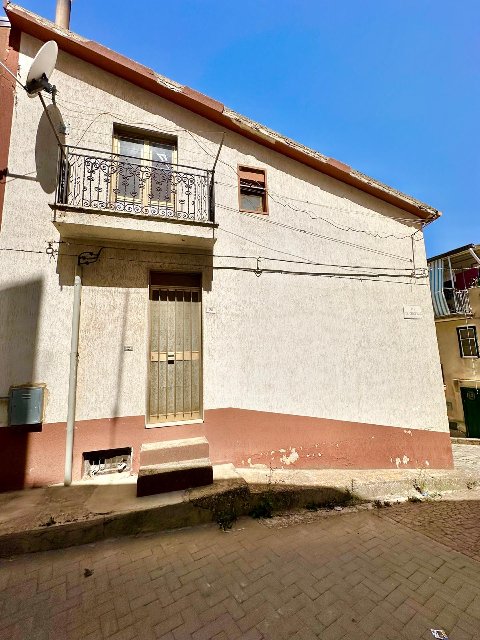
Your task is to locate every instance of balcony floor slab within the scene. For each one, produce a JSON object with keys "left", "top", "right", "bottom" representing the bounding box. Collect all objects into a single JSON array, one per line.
[{"left": 52, "top": 204, "right": 217, "bottom": 248}]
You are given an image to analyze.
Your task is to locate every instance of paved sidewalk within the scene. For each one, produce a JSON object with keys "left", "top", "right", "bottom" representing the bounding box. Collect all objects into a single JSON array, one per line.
[
  {"left": 1, "top": 498, "right": 480, "bottom": 640},
  {"left": 451, "top": 443, "right": 480, "bottom": 473},
  {"left": 0, "top": 444, "right": 479, "bottom": 557}
]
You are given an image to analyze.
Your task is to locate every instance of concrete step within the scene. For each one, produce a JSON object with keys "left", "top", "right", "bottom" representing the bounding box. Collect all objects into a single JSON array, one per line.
[
  {"left": 140, "top": 437, "right": 209, "bottom": 467},
  {"left": 137, "top": 458, "right": 213, "bottom": 497}
]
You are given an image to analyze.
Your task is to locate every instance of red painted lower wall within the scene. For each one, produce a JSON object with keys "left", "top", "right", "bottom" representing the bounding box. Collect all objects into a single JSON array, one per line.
[{"left": 0, "top": 408, "right": 453, "bottom": 491}]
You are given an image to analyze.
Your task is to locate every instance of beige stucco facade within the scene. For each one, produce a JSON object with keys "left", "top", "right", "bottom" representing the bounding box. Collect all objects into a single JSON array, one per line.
[
  {"left": 0, "top": 23, "right": 452, "bottom": 488},
  {"left": 435, "top": 287, "right": 480, "bottom": 429}
]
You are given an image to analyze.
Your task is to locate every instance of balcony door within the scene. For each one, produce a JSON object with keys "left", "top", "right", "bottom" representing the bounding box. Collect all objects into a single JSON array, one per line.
[
  {"left": 113, "top": 134, "right": 177, "bottom": 216},
  {"left": 148, "top": 274, "right": 202, "bottom": 425}
]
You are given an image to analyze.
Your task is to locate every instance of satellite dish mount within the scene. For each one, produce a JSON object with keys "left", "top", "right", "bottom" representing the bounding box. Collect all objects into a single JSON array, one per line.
[{"left": 26, "top": 72, "right": 55, "bottom": 96}]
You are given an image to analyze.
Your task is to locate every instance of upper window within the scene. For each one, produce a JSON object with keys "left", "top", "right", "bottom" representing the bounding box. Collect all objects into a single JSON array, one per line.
[
  {"left": 238, "top": 166, "right": 267, "bottom": 214},
  {"left": 457, "top": 325, "right": 479, "bottom": 358}
]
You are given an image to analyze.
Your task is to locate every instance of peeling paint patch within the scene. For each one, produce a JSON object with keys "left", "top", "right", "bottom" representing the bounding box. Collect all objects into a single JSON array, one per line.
[
  {"left": 402, "top": 455, "right": 410, "bottom": 465},
  {"left": 425, "top": 460, "right": 430, "bottom": 466},
  {"left": 280, "top": 447, "right": 299, "bottom": 465},
  {"left": 395, "top": 457, "right": 401, "bottom": 468},
  {"left": 279, "top": 449, "right": 286, "bottom": 453},
  {"left": 404, "top": 430, "right": 412, "bottom": 436}
]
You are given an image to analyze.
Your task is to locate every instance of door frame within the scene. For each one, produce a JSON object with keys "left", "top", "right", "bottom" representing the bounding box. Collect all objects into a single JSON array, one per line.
[{"left": 460, "top": 385, "right": 480, "bottom": 438}]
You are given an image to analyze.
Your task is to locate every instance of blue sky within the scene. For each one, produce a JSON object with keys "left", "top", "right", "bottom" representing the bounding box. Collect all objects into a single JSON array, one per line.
[{"left": 15, "top": 0, "right": 479, "bottom": 256}]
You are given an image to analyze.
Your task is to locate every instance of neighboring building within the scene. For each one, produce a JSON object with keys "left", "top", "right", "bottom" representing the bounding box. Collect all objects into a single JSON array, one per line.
[
  {"left": 428, "top": 244, "right": 480, "bottom": 438},
  {"left": 0, "top": 3, "right": 452, "bottom": 491}
]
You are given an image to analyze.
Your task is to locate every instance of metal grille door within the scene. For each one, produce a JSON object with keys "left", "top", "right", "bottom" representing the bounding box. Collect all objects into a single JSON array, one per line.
[{"left": 149, "top": 286, "right": 202, "bottom": 423}]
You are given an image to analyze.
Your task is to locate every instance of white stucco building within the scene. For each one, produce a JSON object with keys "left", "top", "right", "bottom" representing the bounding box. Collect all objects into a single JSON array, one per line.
[{"left": 0, "top": 3, "right": 452, "bottom": 491}]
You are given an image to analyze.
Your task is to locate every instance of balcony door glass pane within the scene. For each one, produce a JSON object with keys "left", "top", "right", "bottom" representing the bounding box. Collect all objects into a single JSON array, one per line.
[
  {"left": 117, "top": 137, "right": 144, "bottom": 200},
  {"left": 150, "top": 142, "right": 175, "bottom": 204}
]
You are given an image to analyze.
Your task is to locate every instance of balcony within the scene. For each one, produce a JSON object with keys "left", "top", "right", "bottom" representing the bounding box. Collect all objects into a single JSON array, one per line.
[
  {"left": 439, "top": 287, "right": 472, "bottom": 317},
  {"left": 52, "top": 146, "right": 216, "bottom": 247},
  {"left": 429, "top": 259, "right": 474, "bottom": 319}
]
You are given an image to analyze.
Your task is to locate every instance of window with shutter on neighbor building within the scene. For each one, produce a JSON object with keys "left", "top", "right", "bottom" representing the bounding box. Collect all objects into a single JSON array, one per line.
[
  {"left": 457, "top": 325, "right": 479, "bottom": 358},
  {"left": 238, "top": 166, "right": 268, "bottom": 214}
]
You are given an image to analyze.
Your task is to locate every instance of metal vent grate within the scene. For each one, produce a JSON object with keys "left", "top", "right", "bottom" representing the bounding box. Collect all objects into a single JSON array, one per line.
[{"left": 82, "top": 447, "right": 132, "bottom": 478}]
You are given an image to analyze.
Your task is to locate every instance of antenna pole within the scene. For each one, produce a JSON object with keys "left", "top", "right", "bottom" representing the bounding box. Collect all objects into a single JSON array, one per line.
[
  {"left": 208, "top": 133, "right": 225, "bottom": 223},
  {"left": 211, "top": 132, "right": 225, "bottom": 174},
  {"left": 38, "top": 92, "right": 67, "bottom": 159}
]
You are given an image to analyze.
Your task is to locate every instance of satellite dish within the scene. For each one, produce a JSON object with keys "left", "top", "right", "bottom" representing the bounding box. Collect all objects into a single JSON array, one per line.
[{"left": 26, "top": 40, "right": 58, "bottom": 96}]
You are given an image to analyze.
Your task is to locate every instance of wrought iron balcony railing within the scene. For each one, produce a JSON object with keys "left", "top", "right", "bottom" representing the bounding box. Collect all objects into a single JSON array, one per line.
[
  {"left": 452, "top": 289, "right": 472, "bottom": 315},
  {"left": 431, "top": 286, "right": 473, "bottom": 318},
  {"left": 56, "top": 146, "right": 214, "bottom": 224}
]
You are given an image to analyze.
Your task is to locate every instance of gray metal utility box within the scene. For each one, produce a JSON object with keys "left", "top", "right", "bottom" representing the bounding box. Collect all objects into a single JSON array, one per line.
[{"left": 9, "top": 385, "right": 45, "bottom": 426}]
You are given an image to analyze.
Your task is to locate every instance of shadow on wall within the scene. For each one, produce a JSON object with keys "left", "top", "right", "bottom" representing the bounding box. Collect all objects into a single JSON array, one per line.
[
  {"left": 35, "top": 103, "right": 65, "bottom": 194},
  {"left": 0, "top": 279, "right": 43, "bottom": 491}
]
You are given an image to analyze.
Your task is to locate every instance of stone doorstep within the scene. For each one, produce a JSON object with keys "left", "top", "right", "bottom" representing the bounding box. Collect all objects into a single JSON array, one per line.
[
  {"left": 138, "top": 458, "right": 212, "bottom": 475},
  {"left": 136, "top": 459, "right": 214, "bottom": 497},
  {"left": 140, "top": 437, "right": 210, "bottom": 467}
]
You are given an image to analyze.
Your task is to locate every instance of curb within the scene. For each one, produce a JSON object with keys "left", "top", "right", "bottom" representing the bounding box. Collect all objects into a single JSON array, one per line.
[{"left": 0, "top": 473, "right": 477, "bottom": 557}]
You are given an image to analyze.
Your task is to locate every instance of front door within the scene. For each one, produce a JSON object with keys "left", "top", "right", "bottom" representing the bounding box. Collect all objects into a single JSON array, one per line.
[
  {"left": 460, "top": 387, "right": 480, "bottom": 438},
  {"left": 149, "top": 281, "right": 202, "bottom": 424}
]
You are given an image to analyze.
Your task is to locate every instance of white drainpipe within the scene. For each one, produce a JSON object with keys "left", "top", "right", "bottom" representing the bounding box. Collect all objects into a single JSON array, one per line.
[{"left": 64, "top": 269, "right": 82, "bottom": 486}]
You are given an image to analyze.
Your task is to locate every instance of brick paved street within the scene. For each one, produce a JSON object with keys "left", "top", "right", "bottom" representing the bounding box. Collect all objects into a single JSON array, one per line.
[
  {"left": 1, "top": 499, "right": 480, "bottom": 640},
  {"left": 385, "top": 493, "right": 480, "bottom": 565}
]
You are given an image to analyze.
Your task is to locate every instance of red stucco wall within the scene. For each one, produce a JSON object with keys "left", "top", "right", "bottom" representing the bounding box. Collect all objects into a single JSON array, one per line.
[{"left": 0, "top": 408, "right": 453, "bottom": 491}]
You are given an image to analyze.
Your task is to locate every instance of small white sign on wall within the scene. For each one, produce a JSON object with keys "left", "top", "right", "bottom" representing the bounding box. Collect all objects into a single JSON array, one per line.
[{"left": 403, "top": 305, "right": 422, "bottom": 319}]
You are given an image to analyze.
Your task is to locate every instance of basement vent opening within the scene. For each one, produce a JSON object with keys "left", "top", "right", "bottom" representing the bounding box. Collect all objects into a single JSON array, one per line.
[{"left": 82, "top": 447, "right": 132, "bottom": 478}]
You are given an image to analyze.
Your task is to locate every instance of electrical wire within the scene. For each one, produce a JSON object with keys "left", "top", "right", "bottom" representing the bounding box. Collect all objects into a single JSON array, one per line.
[
  {"left": 182, "top": 127, "right": 431, "bottom": 238},
  {"left": 0, "top": 245, "right": 426, "bottom": 285},
  {"left": 61, "top": 254, "right": 428, "bottom": 284},
  {"left": 52, "top": 240, "right": 419, "bottom": 272},
  {"left": 267, "top": 192, "right": 423, "bottom": 240},
  {"left": 216, "top": 203, "right": 412, "bottom": 262},
  {"left": 212, "top": 177, "right": 426, "bottom": 227},
  {"left": 0, "top": 247, "right": 45, "bottom": 255},
  {"left": 44, "top": 93, "right": 431, "bottom": 232},
  {"left": 1, "top": 91, "right": 431, "bottom": 285}
]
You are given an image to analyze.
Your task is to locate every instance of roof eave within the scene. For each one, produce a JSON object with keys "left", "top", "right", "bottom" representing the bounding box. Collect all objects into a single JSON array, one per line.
[
  {"left": 428, "top": 244, "right": 476, "bottom": 263},
  {"left": 4, "top": 1, "right": 440, "bottom": 222}
]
